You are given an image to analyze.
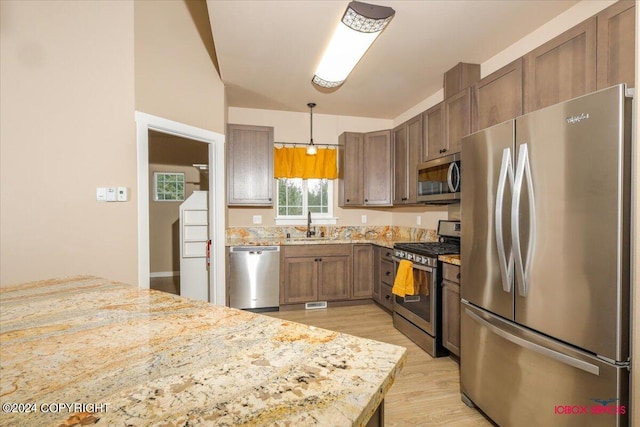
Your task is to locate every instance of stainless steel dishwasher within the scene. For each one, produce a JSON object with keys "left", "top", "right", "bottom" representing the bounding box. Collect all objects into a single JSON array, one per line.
[{"left": 228, "top": 246, "right": 280, "bottom": 311}]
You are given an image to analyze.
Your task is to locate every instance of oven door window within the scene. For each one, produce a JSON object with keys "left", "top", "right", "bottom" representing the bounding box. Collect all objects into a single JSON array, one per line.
[{"left": 395, "top": 267, "right": 434, "bottom": 327}]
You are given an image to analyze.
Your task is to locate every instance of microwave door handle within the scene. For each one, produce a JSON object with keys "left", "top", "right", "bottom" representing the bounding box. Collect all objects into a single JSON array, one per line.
[
  {"left": 511, "top": 143, "right": 535, "bottom": 297},
  {"left": 495, "top": 148, "right": 514, "bottom": 293},
  {"left": 446, "top": 162, "right": 460, "bottom": 192}
]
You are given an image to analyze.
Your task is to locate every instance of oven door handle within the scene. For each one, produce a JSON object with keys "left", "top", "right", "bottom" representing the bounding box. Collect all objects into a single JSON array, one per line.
[{"left": 392, "top": 256, "right": 435, "bottom": 273}]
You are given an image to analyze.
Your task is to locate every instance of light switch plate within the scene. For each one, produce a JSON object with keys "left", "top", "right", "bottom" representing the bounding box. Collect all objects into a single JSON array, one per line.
[
  {"left": 96, "top": 187, "right": 107, "bottom": 201},
  {"left": 106, "top": 187, "right": 117, "bottom": 202}
]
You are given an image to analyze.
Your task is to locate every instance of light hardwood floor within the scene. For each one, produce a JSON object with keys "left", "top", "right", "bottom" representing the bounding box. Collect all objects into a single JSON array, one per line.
[{"left": 267, "top": 303, "right": 493, "bottom": 427}]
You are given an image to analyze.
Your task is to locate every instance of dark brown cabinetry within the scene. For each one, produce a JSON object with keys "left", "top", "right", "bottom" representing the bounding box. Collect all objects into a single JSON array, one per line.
[
  {"left": 422, "top": 88, "right": 471, "bottom": 162},
  {"left": 441, "top": 262, "right": 461, "bottom": 357},
  {"left": 280, "top": 245, "right": 352, "bottom": 305},
  {"left": 472, "top": 58, "right": 523, "bottom": 132},
  {"left": 372, "top": 246, "right": 395, "bottom": 311},
  {"left": 422, "top": 103, "right": 445, "bottom": 162},
  {"left": 338, "top": 131, "right": 392, "bottom": 207},
  {"left": 352, "top": 244, "right": 374, "bottom": 299},
  {"left": 393, "top": 115, "right": 422, "bottom": 205},
  {"left": 444, "top": 88, "right": 472, "bottom": 155},
  {"left": 523, "top": 18, "right": 597, "bottom": 113},
  {"left": 226, "top": 124, "right": 274, "bottom": 206},
  {"left": 596, "top": 1, "right": 636, "bottom": 90}
]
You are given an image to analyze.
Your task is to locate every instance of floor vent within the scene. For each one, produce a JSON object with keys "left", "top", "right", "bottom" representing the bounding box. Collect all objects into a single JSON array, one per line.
[{"left": 305, "top": 301, "right": 328, "bottom": 310}]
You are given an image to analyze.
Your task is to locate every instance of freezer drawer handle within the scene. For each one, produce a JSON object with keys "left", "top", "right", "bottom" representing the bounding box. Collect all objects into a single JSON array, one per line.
[
  {"left": 465, "top": 308, "right": 600, "bottom": 376},
  {"left": 495, "top": 147, "right": 514, "bottom": 293},
  {"left": 511, "top": 143, "right": 536, "bottom": 297}
]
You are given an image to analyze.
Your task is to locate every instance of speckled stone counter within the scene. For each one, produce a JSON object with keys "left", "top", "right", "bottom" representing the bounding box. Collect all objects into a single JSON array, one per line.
[
  {"left": 226, "top": 225, "right": 439, "bottom": 249},
  {"left": 0, "top": 277, "right": 406, "bottom": 427},
  {"left": 439, "top": 254, "right": 461, "bottom": 266}
]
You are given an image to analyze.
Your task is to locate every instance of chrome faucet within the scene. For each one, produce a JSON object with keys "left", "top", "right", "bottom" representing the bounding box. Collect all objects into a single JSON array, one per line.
[{"left": 306, "top": 210, "right": 315, "bottom": 238}]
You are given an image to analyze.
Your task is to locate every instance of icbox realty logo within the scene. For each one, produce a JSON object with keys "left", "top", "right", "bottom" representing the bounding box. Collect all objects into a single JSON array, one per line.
[{"left": 554, "top": 398, "right": 626, "bottom": 416}]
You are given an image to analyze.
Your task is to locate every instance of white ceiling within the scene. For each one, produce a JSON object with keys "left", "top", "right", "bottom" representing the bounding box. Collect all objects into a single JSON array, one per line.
[{"left": 207, "top": 0, "right": 579, "bottom": 120}]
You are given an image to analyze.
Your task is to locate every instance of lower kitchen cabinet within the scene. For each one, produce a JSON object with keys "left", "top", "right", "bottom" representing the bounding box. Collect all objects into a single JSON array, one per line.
[
  {"left": 373, "top": 245, "right": 395, "bottom": 311},
  {"left": 442, "top": 262, "right": 461, "bottom": 357},
  {"left": 352, "top": 244, "right": 374, "bottom": 299},
  {"left": 280, "top": 245, "right": 352, "bottom": 306}
]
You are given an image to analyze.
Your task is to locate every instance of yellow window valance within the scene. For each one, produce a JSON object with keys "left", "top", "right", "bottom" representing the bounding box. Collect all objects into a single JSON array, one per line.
[{"left": 274, "top": 147, "right": 338, "bottom": 179}]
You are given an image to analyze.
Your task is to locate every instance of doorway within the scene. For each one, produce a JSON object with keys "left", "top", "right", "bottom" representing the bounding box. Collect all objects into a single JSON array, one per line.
[
  {"left": 135, "top": 112, "right": 226, "bottom": 305},
  {"left": 148, "top": 131, "right": 209, "bottom": 295}
]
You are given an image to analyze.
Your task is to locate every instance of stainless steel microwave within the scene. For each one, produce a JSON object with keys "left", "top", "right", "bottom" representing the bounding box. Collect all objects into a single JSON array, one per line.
[{"left": 416, "top": 153, "right": 460, "bottom": 203}]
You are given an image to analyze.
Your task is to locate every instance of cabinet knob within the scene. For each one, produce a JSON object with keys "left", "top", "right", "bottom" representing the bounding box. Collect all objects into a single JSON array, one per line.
[
  {"left": 385, "top": 295, "right": 391, "bottom": 300},
  {"left": 364, "top": 199, "right": 368, "bottom": 202},
  {"left": 457, "top": 273, "right": 461, "bottom": 279},
  {"left": 385, "top": 271, "right": 391, "bottom": 276},
  {"left": 402, "top": 197, "right": 407, "bottom": 201},
  {"left": 268, "top": 198, "right": 272, "bottom": 201},
  {"left": 346, "top": 199, "right": 350, "bottom": 202}
]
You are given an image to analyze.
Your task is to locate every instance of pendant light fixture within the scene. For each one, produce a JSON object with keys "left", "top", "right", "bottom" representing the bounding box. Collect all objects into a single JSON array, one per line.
[
  {"left": 312, "top": 1, "right": 395, "bottom": 89},
  {"left": 306, "top": 102, "right": 317, "bottom": 155}
]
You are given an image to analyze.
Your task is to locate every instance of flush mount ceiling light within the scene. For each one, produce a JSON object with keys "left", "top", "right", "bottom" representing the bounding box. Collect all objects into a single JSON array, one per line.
[
  {"left": 307, "top": 102, "right": 317, "bottom": 155},
  {"left": 312, "top": 1, "right": 395, "bottom": 89}
]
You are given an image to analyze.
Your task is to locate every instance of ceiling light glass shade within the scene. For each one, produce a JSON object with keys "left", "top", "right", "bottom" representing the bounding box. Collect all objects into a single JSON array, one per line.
[{"left": 313, "top": 1, "right": 395, "bottom": 89}]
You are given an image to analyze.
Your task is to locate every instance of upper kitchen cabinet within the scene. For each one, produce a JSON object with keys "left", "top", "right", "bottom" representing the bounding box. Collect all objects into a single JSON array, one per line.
[
  {"left": 226, "top": 124, "right": 274, "bottom": 206},
  {"left": 422, "top": 102, "right": 445, "bottom": 162},
  {"left": 393, "top": 115, "right": 422, "bottom": 205},
  {"left": 338, "top": 132, "right": 364, "bottom": 207},
  {"left": 472, "top": 58, "right": 523, "bottom": 132},
  {"left": 443, "top": 87, "right": 472, "bottom": 155},
  {"left": 338, "top": 130, "right": 392, "bottom": 207},
  {"left": 596, "top": 1, "right": 636, "bottom": 90},
  {"left": 444, "top": 63, "right": 480, "bottom": 99},
  {"left": 523, "top": 17, "right": 596, "bottom": 113}
]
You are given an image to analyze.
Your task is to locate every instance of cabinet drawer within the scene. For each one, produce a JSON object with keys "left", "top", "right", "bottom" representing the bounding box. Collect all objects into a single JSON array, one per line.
[
  {"left": 380, "top": 284, "right": 394, "bottom": 311},
  {"left": 282, "top": 244, "right": 351, "bottom": 258},
  {"left": 442, "top": 263, "right": 460, "bottom": 284},
  {"left": 379, "top": 247, "right": 394, "bottom": 262},
  {"left": 380, "top": 259, "right": 395, "bottom": 286}
]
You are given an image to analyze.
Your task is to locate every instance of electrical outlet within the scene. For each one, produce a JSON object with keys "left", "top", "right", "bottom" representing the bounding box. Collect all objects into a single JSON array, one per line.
[
  {"left": 417, "top": 215, "right": 422, "bottom": 225},
  {"left": 253, "top": 215, "right": 262, "bottom": 225},
  {"left": 106, "top": 187, "right": 117, "bottom": 202},
  {"left": 117, "top": 187, "right": 129, "bottom": 202},
  {"left": 361, "top": 215, "right": 367, "bottom": 224},
  {"left": 96, "top": 187, "right": 107, "bottom": 201}
]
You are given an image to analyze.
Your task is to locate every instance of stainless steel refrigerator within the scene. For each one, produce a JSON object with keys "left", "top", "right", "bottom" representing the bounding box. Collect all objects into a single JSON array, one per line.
[{"left": 460, "top": 84, "right": 632, "bottom": 427}]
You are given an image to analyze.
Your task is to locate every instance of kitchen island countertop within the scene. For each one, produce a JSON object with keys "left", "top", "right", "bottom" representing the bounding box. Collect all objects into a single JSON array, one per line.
[{"left": 0, "top": 276, "right": 406, "bottom": 426}]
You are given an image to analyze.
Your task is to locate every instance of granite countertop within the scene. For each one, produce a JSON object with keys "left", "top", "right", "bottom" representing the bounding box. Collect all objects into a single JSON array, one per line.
[
  {"left": 0, "top": 276, "right": 406, "bottom": 427},
  {"left": 225, "top": 236, "right": 400, "bottom": 249},
  {"left": 439, "top": 254, "right": 461, "bottom": 266}
]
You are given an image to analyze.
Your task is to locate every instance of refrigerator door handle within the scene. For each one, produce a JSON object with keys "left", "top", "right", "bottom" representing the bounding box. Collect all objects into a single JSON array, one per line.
[
  {"left": 511, "top": 143, "right": 536, "bottom": 297},
  {"left": 447, "top": 162, "right": 460, "bottom": 192},
  {"left": 495, "top": 148, "right": 514, "bottom": 293},
  {"left": 465, "top": 308, "right": 600, "bottom": 376}
]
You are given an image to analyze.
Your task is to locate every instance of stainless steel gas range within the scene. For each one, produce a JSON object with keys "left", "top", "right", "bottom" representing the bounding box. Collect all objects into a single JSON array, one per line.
[{"left": 392, "top": 220, "right": 460, "bottom": 357}]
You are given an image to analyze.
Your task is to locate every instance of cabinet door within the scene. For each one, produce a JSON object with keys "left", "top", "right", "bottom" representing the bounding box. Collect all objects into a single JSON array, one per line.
[
  {"left": 422, "top": 102, "right": 445, "bottom": 162},
  {"left": 352, "top": 244, "right": 374, "bottom": 299},
  {"left": 392, "top": 125, "right": 408, "bottom": 204},
  {"left": 338, "top": 132, "right": 364, "bottom": 206},
  {"left": 523, "top": 17, "right": 596, "bottom": 113},
  {"left": 406, "top": 115, "right": 423, "bottom": 204},
  {"left": 281, "top": 256, "right": 317, "bottom": 304},
  {"left": 372, "top": 246, "right": 381, "bottom": 302},
  {"left": 472, "top": 58, "right": 523, "bottom": 132},
  {"left": 444, "top": 88, "right": 471, "bottom": 155},
  {"left": 318, "top": 256, "right": 351, "bottom": 301},
  {"left": 363, "top": 130, "right": 392, "bottom": 206},
  {"left": 596, "top": 1, "right": 635, "bottom": 90},
  {"left": 227, "top": 124, "right": 274, "bottom": 205},
  {"left": 442, "top": 280, "right": 461, "bottom": 357}
]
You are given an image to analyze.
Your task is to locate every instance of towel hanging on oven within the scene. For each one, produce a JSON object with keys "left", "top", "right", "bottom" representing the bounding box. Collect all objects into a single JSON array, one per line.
[{"left": 392, "top": 260, "right": 414, "bottom": 297}]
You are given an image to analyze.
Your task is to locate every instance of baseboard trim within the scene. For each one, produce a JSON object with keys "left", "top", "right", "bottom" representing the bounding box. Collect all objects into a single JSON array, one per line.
[{"left": 150, "top": 271, "right": 179, "bottom": 278}]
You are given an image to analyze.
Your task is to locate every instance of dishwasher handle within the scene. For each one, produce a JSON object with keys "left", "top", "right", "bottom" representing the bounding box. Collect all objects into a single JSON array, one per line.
[{"left": 230, "top": 246, "right": 280, "bottom": 254}]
